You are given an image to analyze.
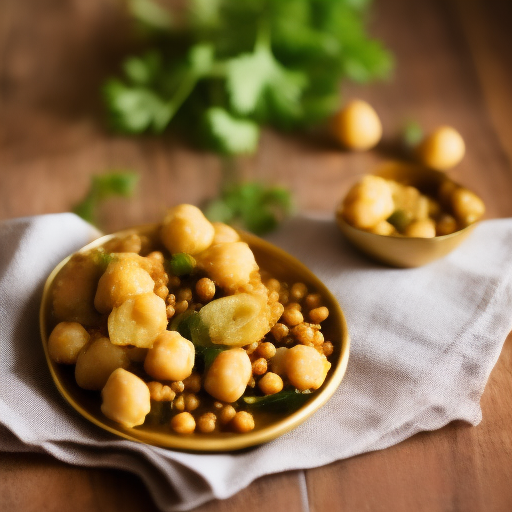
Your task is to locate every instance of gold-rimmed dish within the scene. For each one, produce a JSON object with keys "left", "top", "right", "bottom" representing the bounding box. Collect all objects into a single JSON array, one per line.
[{"left": 40, "top": 224, "right": 350, "bottom": 452}]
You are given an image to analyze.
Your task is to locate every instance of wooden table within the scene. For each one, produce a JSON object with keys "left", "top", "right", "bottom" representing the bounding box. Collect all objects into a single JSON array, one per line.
[{"left": 1, "top": 0, "right": 512, "bottom": 510}]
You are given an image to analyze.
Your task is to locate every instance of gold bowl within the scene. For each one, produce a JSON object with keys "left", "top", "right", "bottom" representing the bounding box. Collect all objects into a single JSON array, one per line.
[
  {"left": 40, "top": 224, "right": 350, "bottom": 452},
  {"left": 336, "top": 162, "right": 480, "bottom": 268}
]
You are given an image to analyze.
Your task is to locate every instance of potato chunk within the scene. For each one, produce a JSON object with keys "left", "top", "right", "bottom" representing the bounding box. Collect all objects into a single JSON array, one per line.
[
  {"left": 108, "top": 293, "right": 167, "bottom": 348},
  {"left": 75, "top": 337, "right": 130, "bottom": 390},
  {"left": 194, "top": 293, "right": 273, "bottom": 347},
  {"left": 48, "top": 321, "right": 90, "bottom": 364},
  {"left": 197, "top": 242, "right": 258, "bottom": 292},
  {"left": 52, "top": 253, "right": 102, "bottom": 326},
  {"left": 94, "top": 257, "right": 155, "bottom": 314},
  {"left": 144, "top": 331, "right": 195, "bottom": 381},
  {"left": 101, "top": 369, "right": 151, "bottom": 428},
  {"left": 285, "top": 345, "right": 331, "bottom": 391},
  {"left": 204, "top": 348, "right": 252, "bottom": 403},
  {"left": 161, "top": 204, "right": 215, "bottom": 255}
]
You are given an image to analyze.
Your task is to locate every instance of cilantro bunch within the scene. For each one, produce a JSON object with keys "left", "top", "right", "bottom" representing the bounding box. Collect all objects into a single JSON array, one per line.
[{"left": 104, "top": 0, "right": 393, "bottom": 154}]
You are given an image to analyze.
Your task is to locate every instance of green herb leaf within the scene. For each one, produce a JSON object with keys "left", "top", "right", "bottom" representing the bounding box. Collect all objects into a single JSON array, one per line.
[
  {"left": 243, "top": 388, "right": 313, "bottom": 413},
  {"left": 72, "top": 171, "right": 139, "bottom": 225},
  {"left": 127, "top": 0, "right": 173, "bottom": 31}
]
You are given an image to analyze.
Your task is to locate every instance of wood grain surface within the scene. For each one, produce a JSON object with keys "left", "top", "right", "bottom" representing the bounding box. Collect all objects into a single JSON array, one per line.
[{"left": 1, "top": 0, "right": 512, "bottom": 511}]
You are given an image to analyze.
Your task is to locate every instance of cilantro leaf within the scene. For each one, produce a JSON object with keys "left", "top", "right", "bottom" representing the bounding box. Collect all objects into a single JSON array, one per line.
[
  {"left": 127, "top": 0, "right": 173, "bottom": 31},
  {"left": 204, "top": 107, "right": 260, "bottom": 154}
]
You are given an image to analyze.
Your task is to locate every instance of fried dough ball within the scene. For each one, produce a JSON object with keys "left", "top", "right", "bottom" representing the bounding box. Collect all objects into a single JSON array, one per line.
[
  {"left": 341, "top": 175, "right": 394, "bottom": 230},
  {"left": 101, "top": 369, "right": 151, "bottom": 428},
  {"left": 416, "top": 126, "right": 465, "bottom": 171},
  {"left": 197, "top": 242, "right": 259, "bottom": 292},
  {"left": 144, "top": 331, "right": 195, "bottom": 381},
  {"left": 211, "top": 222, "right": 240, "bottom": 244},
  {"left": 48, "top": 321, "right": 90, "bottom": 364},
  {"left": 75, "top": 337, "right": 130, "bottom": 390},
  {"left": 108, "top": 293, "right": 167, "bottom": 348},
  {"left": 52, "top": 253, "right": 102, "bottom": 326},
  {"left": 204, "top": 348, "right": 252, "bottom": 403},
  {"left": 161, "top": 204, "right": 215, "bottom": 255},
  {"left": 94, "top": 257, "right": 155, "bottom": 314},
  {"left": 285, "top": 345, "right": 331, "bottom": 391}
]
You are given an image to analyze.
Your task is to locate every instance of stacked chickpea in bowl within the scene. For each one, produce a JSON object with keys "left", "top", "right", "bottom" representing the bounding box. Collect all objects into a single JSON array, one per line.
[{"left": 46, "top": 205, "right": 334, "bottom": 436}]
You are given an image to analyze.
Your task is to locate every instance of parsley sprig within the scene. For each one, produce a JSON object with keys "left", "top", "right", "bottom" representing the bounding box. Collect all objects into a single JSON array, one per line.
[{"left": 103, "top": 0, "right": 393, "bottom": 154}]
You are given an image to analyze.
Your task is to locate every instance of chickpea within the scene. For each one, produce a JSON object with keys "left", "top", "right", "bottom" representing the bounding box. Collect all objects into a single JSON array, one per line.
[
  {"left": 196, "top": 277, "right": 216, "bottom": 302},
  {"left": 75, "top": 337, "right": 130, "bottom": 390},
  {"left": 252, "top": 358, "right": 268, "bottom": 376},
  {"left": 196, "top": 242, "right": 258, "bottom": 292},
  {"left": 48, "top": 321, "right": 90, "bottom": 364},
  {"left": 436, "top": 214, "right": 458, "bottom": 236},
  {"left": 404, "top": 219, "right": 436, "bottom": 238},
  {"left": 108, "top": 292, "right": 167, "bottom": 348},
  {"left": 211, "top": 222, "right": 240, "bottom": 244},
  {"left": 290, "top": 283, "right": 307, "bottom": 301},
  {"left": 173, "top": 394, "right": 185, "bottom": 411},
  {"left": 245, "top": 341, "right": 259, "bottom": 355},
  {"left": 161, "top": 204, "right": 215, "bottom": 255},
  {"left": 183, "top": 372, "right": 202, "bottom": 393},
  {"left": 266, "top": 278, "right": 281, "bottom": 293},
  {"left": 451, "top": 188, "right": 485, "bottom": 226},
  {"left": 204, "top": 348, "right": 252, "bottom": 402},
  {"left": 341, "top": 175, "right": 394, "bottom": 230},
  {"left": 309, "top": 307, "right": 329, "bottom": 324},
  {"left": 281, "top": 308, "right": 303, "bottom": 327},
  {"left": 144, "top": 331, "right": 195, "bottom": 381},
  {"left": 271, "top": 323, "right": 289, "bottom": 342},
  {"left": 177, "top": 287, "right": 193, "bottom": 302},
  {"left": 257, "top": 342, "right": 276, "bottom": 359},
  {"left": 286, "top": 302, "right": 302, "bottom": 311},
  {"left": 197, "top": 412, "right": 217, "bottom": 433},
  {"left": 174, "top": 300, "right": 189, "bottom": 315},
  {"left": 304, "top": 293, "right": 322, "bottom": 309},
  {"left": 171, "top": 412, "right": 196, "bottom": 434},
  {"left": 147, "top": 381, "right": 176, "bottom": 402},
  {"left": 231, "top": 411, "right": 255, "bottom": 433},
  {"left": 285, "top": 345, "right": 331, "bottom": 391},
  {"left": 331, "top": 99, "right": 382, "bottom": 150},
  {"left": 269, "top": 347, "right": 288, "bottom": 376},
  {"left": 101, "top": 369, "right": 151, "bottom": 428},
  {"left": 184, "top": 393, "right": 200, "bottom": 412},
  {"left": 258, "top": 372, "right": 284, "bottom": 395},
  {"left": 323, "top": 342, "right": 334, "bottom": 357},
  {"left": 94, "top": 258, "right": 155, "bottom": 314},
  {"left": 416, "top": 126, "right": 465, "bottom": 171},
  {"left": 219, "top": 405, "right": 237, "bottom": 425}
]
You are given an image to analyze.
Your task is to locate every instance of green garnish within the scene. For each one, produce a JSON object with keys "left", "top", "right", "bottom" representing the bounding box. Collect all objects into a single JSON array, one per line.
[
  {"left": 243, "top": 389, "right": 313, "bottom": 413},
  {"left": 92, "top": 250, "right": 115, "bottom": 271},
  {"left": 387, "top": 209, "right": 412, "bottom": 232},
  {"left": 203, "top": 181, "right": 293, "bottom": 235},
  {"left": 402, "top": 120, "right": 424, "bottom": 148},
  {"left": 73, "top": 171, "right": 139, "bottom": 225},
  {"left": 167, "top": 253, "right": 197, "bottom": 276},
  {"left": 103, "top": 0, "right": 394, "bottom": 154}
]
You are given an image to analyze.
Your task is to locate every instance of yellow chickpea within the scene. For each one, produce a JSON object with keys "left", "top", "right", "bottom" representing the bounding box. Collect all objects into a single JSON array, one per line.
[
  {"left": 341, "top": 175, "right": 395, "bottom": 230},
  {"left": 219, "top": 405, "right": 237, "bottom": 425},
  {"left": 231, "top": 411, "right": 255, "bottom": 433},
  {"left": 281, "top": 308, "right": 303, "bottom": 327},
  {"left": 171, "top": 412, "right": 196, "bottom": 434},
  {"left": 269, "top": 347, "right": 289, "bottom": 376},
  {"left": 256, "top": 342, "right": 276, "bottom": 359},
  {"left": 309, "top": 307, "right": 329, "bottom": 324},
  {"left": 48, "top": 321, "right": 90, "bottom": 364},
  {"left": 451, "top": 188, "right": 485, "bottom": 226},
  {"left": 290, "top": 283, "right": 308, "bottom": 301},
  {"left": 304, "top": 293, "right": 322, "bottom": 309},
  {"left": 161, "top": 204, "right": 215, "bottom": 255},
  {"left": 144, "top": 331, "right": 195, "bottom": 381},
  {"left": 416, "top": 126, "right": 465, "bottom": 171},
  {"left": 197, "top": 412, "right": 217, "bottom": 433},
  {"left": 101, "top": 369, "right": 151, "bottom": 428},
  {"left": 211, "top": 222, "right": 240, "bottom": 244},
  {"left": 285, "top": 345, "right": 331, "bottom": 391},
  {"left": 258, "top": 372, "right": 284, "bottom": 395},
  {"left": 108, "top": 292, "right": 167, "bottom": 348},
  {"left": 404, "top": 219, "right": 436, "bottom": 238},
  {"left": 204, "top": 348, "right": 252, "bottom": 402},
  {"left": 331, "top": 99, "right": 382, "bottom": 151},
  {"left": 184, "top": 393, "right": 200, "bottom": 412},
  {"left": 75, "top": 337, "right": 130, "bottom": 390}
]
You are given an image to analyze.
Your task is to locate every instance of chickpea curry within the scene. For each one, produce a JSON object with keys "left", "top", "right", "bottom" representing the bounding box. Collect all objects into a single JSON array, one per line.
[
  {"left": 46, "top": 205, "right": 335, "bottom": 436},
  {"left": 339, "top": 174, "right": 485, "bottom": 238}
]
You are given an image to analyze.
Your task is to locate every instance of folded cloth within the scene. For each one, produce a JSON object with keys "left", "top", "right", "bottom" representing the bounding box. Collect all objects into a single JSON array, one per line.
[{"left": 1, "top": 213, "right": 512, "bottom": 511}]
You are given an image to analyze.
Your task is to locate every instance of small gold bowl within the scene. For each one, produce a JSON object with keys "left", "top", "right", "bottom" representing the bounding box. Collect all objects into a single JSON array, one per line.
[
  {"left": 40, "top": 224, "right": 350, "bottom": 452},
  {"left": 336, "top": 162, "right": 480, "bottom": 268}
]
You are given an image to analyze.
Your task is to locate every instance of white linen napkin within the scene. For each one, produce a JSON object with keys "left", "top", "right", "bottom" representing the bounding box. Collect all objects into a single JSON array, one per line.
[{"left": 2, "top": 213, "right": 512, "bottom": 511}]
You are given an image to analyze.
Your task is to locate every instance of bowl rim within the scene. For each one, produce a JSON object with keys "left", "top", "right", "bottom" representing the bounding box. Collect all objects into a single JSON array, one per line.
[{"left": 40, "top": 224, "right": 350, "bottom": 452}]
